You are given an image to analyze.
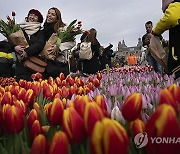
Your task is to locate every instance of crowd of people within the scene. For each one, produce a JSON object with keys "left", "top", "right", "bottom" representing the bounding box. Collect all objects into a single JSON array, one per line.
[
  {"left": 0, "top": 7, "right": 118, "bottom": 80},
  {"left": 0, "top": 0, "right": 180, "bottom": 80}
]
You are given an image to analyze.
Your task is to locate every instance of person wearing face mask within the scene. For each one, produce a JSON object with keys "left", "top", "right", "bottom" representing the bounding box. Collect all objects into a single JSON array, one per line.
[
  {"left": 153, "top": 0, "right": 180, "bottom": 79},
  {"left": 42, "top": 7, "right": 76, "bottom": 78},
  {"left": 13, "top": 9, "right": 45, "bottom": 81}
]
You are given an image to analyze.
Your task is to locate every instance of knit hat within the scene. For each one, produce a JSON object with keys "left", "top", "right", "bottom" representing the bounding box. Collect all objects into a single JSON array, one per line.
[
  {"left": 162, "top": 0, "right": 174, "bottom": 12},
  {"left": 28, "top": 9, "right": 43, "bottom": 23}
]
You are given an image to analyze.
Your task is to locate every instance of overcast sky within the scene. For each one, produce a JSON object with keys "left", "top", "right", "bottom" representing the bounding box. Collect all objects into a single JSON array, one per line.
[{"left": 0, "top": 0, "right": 168, "bottom": 50}]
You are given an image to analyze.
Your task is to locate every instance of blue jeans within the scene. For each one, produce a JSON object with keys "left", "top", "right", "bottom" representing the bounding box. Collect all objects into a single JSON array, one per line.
[{"left": 146, "top": 52, "right": 162, "bottom": 73}]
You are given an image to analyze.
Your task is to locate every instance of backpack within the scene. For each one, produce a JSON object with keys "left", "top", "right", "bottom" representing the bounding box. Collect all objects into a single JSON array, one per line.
[{"left": 79, "top": 42, "right": 93, "bottom": 60}]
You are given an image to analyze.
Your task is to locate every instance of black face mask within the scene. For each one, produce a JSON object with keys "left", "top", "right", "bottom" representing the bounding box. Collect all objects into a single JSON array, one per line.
[{"left": 43, "top": 22, "right": 55, "bottom": 41}]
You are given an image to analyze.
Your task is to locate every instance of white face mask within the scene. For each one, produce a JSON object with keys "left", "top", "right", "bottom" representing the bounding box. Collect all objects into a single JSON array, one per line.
[{"left": 162, "top": 0, "right": 174, "bottom": 12}]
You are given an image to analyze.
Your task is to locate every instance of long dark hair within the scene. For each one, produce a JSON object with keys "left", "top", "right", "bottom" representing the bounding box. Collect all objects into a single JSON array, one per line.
[
  {"left": 48, "top": 7, "right": 66, "bottom": 32},
  {"left": 85, "top": 28, "right": 99, "bottom": 45}
]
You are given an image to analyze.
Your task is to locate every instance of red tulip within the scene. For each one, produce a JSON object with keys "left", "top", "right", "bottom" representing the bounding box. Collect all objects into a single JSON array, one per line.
[
  {"left": 1, "top": 92, "right": 13, "bottom": 105},
  {"left": 31, "top": 74, "right": 36, "bottom": 80},
  {"left": 27, "top": 109, "right": 39, "bottom": 128},
  {"left": 48, "top": 77, "right": 54, "bottom": 86},
  {"left": 61, "top": 86, "right": 69, "bottom": 98},
  {"left": 69, "top": 86, "right": 77, "bottom": 97},
  {"left": 96, "top": 72, "right": 102, "bottom": 80},
  {"left": 84, "top": 85, "right": 91, "bottom": 94},
  {"left": 66, "top": 75, "right": 75, "bottom": 86},
  {"left": 0, "top": 86, "right": 5, "bottom": 95},
  {"left": 33, "top": 102, "right": 41, "bottom": 114},
  {"left": 30, "top": 120, "right": 43, "bottom": 141},
  {"left": 6, "top": 15, "right": 11, "bottom": 21},
  {"left": 167, "top": 84, "right": 180, "bottom": 104},
  {"left": 76, "top": 86, "right": 83, "bottom": 95},
  {"left": 93, "top": 78, "right": 100, "bottom": 87},
  {"left": 145, "top": 104, "right": 180, "bottom": 154},
  {"left": 43, "top": 83, "right": 54, "bottom": 99},
  {"left": 9, "top": 85, "right": 20, "bottom": 97},
  {"left": 61, "top": 80, "right": 67, "bottom": 87},
  {"left": 30, "top": 134, "right": 48, "bottom": 154},
  {"left": 88, "top": 76, "right": 94, "bottom": 83},
  {"left": 31, "top": 81, "right": 42, "bottom": 96},
  {"left": 62, "top": 107, "right": 86, "bottom": 142},
  {"left": 88, "top": 82, "right": 94, "bottom": 91},
  {"left": 91, "top": 118, "right": 129, "bottom": 154},
  {"left": 14, "top": 99, "right": 27, "bottom": 115},
  {"left": 3, "top": 104, "right": 24, "bottom": 133},
  {"left": 49, "top": 131, "right": 69, "bottom": 154},
  {"left": 55, "top": 77, "right": 61, "bottom": 86},
  {"left": 73, "top": 95, "right": 84, "bottom": 116},
  {"left": 79, "top": 79, "right": 84, "bottom": 87},
  {"left": 36, "top": 72, "right": 42, "bottom": 79},
  {"left": 18, "top": 79, "right": 26, "bottom": 88},
  {"left": 47, "top": 98, "right": 64, "bottom": 125},
  {"left": 84, "top": 103, "right": 104, "bottom": 135},
  {"left": 94, "top": 95, "right": 108, "bottom": 116},
  {"left": 122, "top": 92, "right": 142, "bottom": 121},
  {"left": 130, "top": 118, "right": 145, "bottom": 137},
  {"left": 159, "top": 88, "right": 178, "bottom": 114},
  {"left": 59, "top": 73, "right": 65, "bottom": 81},
  {"left": 23, "top": 89, "right": 35, "bottom": 105},
  {"left": 18, "top": 87, "right": 27, "bottom": 100}
]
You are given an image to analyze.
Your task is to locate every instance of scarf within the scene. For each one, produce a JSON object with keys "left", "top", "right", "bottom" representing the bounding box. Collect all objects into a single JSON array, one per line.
[
  {"left": 19, "top": 22, "right": 41, "bottom": 36},
  {"left": 162, "top": 0, "right": 174, "bottom": 12},
  {"left": 43, "top": 22, "right": 55, "bottom": 41}
]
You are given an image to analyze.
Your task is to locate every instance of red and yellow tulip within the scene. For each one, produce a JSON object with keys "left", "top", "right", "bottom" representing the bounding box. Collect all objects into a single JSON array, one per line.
[
  {"left": 84, "top": 102, "right": 105, "bottom": 135},
  {"left": 159, "top": 88, "right": 178, "bottom": 114},
  {"left": 2, "top": 104, "right": 24, "bottom": 133},
  {"left": 49, "top": 131, "right": 69, "bottom": 154},
  {"left": 122, "top": 92, "right": 142, "bottom": 121},
  {"left": 62, "top": 107, "right": 86, "bottom": 142},
  {"left": 145, "top": 104, "right": 180, "bottom": 154},
  {"left": 47, "top": 98, "right": 64, "bottom": 125},
  {"left": 27, "top": 109, "right": 40, "bottom": 128},
  {"left": 91, "top": 118, "right": 129, "bottom": 154},
  {"left": 167, "top": 84, "right": 180, "bottom": 105},
  {"left": 129, "top": 118, "right": 145, "bottom": 137},
  {"left": 30, "top": 120, "right": 43, "bottom": 141},
  {"left": 30, "top": 134, "right": 48, "bottom": 154}
]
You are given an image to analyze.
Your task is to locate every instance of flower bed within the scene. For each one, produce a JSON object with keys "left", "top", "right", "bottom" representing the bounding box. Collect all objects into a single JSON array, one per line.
[{"left": 0, "top": 66, "right": 180, "bottom": 154}]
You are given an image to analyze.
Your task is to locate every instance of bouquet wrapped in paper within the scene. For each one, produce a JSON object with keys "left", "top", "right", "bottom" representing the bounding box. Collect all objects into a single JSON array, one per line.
[
  {"left": 40, "top": 19, "right": 83, "bottom": 60},
  {"left": 0, "top": 11, "right": 28, "bottom": 48}
]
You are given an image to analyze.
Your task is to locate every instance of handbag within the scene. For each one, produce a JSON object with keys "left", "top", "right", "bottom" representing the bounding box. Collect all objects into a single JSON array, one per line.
[
  {"left": 23, "top": 56, "right": 47, "bottom": 73},
  {"left": 79, "top": 42, "right": 93, "bottom": 60}
]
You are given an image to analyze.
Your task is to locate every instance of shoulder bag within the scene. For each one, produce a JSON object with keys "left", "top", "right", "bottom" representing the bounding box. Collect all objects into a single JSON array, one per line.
[
  {"left": 23, "top": 56, "right": 47, "bottom": 73},
  {"left": 79, "top": 42, "right": 93, "bottom": 60}
]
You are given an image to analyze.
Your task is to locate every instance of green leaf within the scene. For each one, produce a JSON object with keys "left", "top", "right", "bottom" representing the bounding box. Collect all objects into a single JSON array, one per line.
[
  {"left": 0, "top": 143, "right": 8, "bottom": 154},
  {"left": 14, "top": 133, "right": 21, "bottom": 154},
  {"left": 47, "top": 125, "right": 57, "bottom": 143}
]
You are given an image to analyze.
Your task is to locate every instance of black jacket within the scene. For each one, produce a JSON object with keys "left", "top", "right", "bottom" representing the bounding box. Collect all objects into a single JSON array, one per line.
[
  {"left": 22, "top": 29, "right": 46, "bottom": 56},
  {"left": 15, "top": 29, "right": 46, "bottom": 81}
]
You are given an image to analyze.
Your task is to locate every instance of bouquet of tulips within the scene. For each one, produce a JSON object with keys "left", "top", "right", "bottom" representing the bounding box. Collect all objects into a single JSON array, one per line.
[
  {"left": 56, "top": 19, "right": 83, "bottom": 51},
  {"left": 0, "top": 11, "right": 20, "bottom": 38},
  {"left": 0, "top": 11, "right": 28, "bottom": 49},
  {"left": 40, "top": 19, "right": 83, "bottom": 60}
]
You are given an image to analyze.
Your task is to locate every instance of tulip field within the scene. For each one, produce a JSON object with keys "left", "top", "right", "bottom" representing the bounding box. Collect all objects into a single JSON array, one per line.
[{"left": 0, "top": 65, "right": 180, "bottom": 154}]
